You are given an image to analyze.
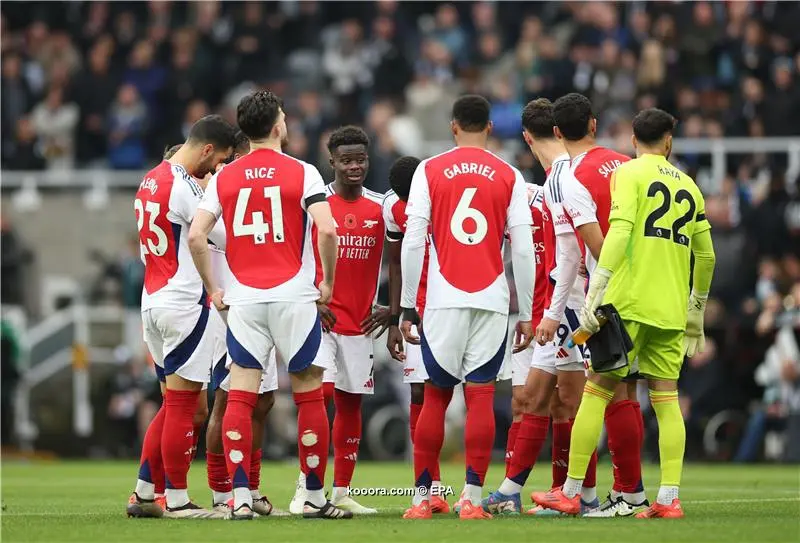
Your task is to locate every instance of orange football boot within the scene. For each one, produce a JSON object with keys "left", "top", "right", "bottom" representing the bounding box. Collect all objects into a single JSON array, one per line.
[
  {"left": 530, "top": 488, "right": 580, "bottom": 515},
  {"left": 636, "top": 499, "right": 684, "bottom": 519},
  {"left": 430, "top": 495, "right": 451, "bottom": 514},
  {"left": 403, "top": 500, "right": 432, "bottom": 519},
  {"left": 459, "top": 501, "right": 492, "bottom": 520}
]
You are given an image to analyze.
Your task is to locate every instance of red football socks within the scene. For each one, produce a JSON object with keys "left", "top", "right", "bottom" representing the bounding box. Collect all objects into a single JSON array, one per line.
[
  {"left": 605, "top": 400, "right": 642, "bottom": 493},
  {"left": 506, "top": 413, "right": 548, "bottom": 485},
  {"left": 551, "top": 419, "right": 571, "bottom": 488},
  {"left": 222, "top": 390, "right": 257, "bottom": 491},
  {"left": 207, "top": 451, "right": 231, "bottom": 493},
  {"left": 505, "top": 420, "right": 521, "bottom": 472},
  {"left": 464, "top": 384, "right": 495, "bottom": 486},
  {"left": 249, "top": 448, "right": 262, "bottom": 491},
  {"left": 333, "top": 389, "right": 362, "bottom": 488},
  {"left": 584, "top": 450, "right": 598, "bottom": 489},
  {"left": 137, "top": 404, "right": 166, "bottom": 494},
  {"left": 410, "top": 402, "right": 422, "bottom": 444},
  {"left": 162, "top": 389, "right": 200, "bottom": 491},
  {"left": 322, "top": 382, "right": 335, "bottom": 406},
  {"left": 294, "top": 387, "right": 329, "bottom": 490},
  {"left": 413, "top": 384, "right": 453, "bottom": 488}
]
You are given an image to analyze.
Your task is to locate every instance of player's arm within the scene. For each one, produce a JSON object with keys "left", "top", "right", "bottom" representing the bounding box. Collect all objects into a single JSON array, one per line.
[
  {"left": 400, "top": 163, "right": 429, "bottom": 344},
  {"left": 563, "top": 170, "right": 604, "bottom": 260},
  {"left": 383, "top": 200, "right": 406, "bottom": 360},
  {"left": 685, "top": 200, "right": 715, "bottom": 357},
  {"left": 303, "top": 164, "right": 337, "bottom": 304},
  {"left": 580, "top": 169, "right": 636, "bottom": 331},
  {"left": 188, "top": 174, "right": 225, "bottom": 309},
  {"left": 508, "top": 172, "right": 535, "bottom": 353},
  {"left": 538, "top": 231, "right": 582, "bottom": 343}
]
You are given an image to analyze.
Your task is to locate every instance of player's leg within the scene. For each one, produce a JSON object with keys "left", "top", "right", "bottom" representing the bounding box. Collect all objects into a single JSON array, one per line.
[
  {"left": 206, "top": 385, "right": 232, "bottom": 512},
  {"left": 505, "top": 345, "right": 531, "bottom": 472},
  {"left": 223, "top": 303, "right": 273, "bottom": 520},
  {"left": 404, "top": 309, "right": 465, "bottom": 520},
  {"left": 248, "top": 389, "right": 275, "bottom": 514},
  {"left": 272, "top": 302, "right": 351, "bottom": 519},
  {"left": 636, "top": 327, "right": 686, "bottom": 519},
  {"left": 603, "top": 383, "right": 646, "bottom": 507},
  {"left": 532, "top": 322, "right": 645, "bottom": 515},
  {"left": 329, "top": 333, "right": 377, "bottom": 514},
  {"left": 459, "top": 309, "right": 509, "bottom": 520},
  {"left": 290, "top": 332, "right": 336, "bottom": 514},
  {"left": 192, "top": 391, "right": 209, "bottom": 460},
  {"left": 128, "top": 314, "right": 166, "bottom": 518}
]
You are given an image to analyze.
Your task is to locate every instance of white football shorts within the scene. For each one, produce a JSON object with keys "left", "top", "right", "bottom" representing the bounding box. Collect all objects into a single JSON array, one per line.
[
  {"left": 510, "top": 343, "right": 534, "bottom": 386},
  {"left": 319, "top": 332, "right": 374, "bottom": 395},
  {"left": 209, "top": 307, "right": 277, "bottom": 394},
  {"left": 226, "top": 302, "right": 322, "bottom": 374},
  {"left": 531, "top": 307, "right": 586, "bottom": 375},
  {"left": 403, "top": 326, "right": 428, "bottom": 384},
  {"left": 142, "top": 303, "right": 214, "bottom": 384},
  {"left": 421, "top": 308, "right": 508, "bottom": 387}
]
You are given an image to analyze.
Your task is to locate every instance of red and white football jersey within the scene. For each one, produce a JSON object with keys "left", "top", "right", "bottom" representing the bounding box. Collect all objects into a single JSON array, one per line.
[
  {"left": 406, "top": 147, "right": 531, "bottom": 313},
  {"left": 198, "top": 148, "right": 326, "bottom": 305},
  {"left": 542, "top": 154, "right": 586, "bottom": 309},
  {"left": 560, "top": 147, "right": 630, "bottom": 273},
  {"left": 383, "top": 190, "right": 430, "bottom": 317},
  {"left": 527, "top": 184, "right": 547, "bottom": 328},
  {"left": 136, "top": 160, "right": 210, "bottom": 311},
  {"left": 313, "top": 185, "right": 385, "bottom": 336}
]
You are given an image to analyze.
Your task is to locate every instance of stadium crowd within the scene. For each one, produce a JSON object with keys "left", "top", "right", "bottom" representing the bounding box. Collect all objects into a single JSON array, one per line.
[{"left": 1, "top": 1, "right": 799, "bottom": 461}]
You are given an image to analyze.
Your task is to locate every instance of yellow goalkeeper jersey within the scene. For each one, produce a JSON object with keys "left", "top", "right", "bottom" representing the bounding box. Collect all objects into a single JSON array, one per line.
[{"left": 603, "top": 154, "right": 711, "bottom": 330}]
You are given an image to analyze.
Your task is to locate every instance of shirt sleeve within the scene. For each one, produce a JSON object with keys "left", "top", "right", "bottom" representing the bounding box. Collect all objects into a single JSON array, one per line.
[
  {"left": 544, "top": 231, "right": 582, "bottom": 321},
  {"left": 302, "top": 163, "right": 326, "bottom": 210},
  {"left": 693, "top": 188, "right": 711, "bottom": 235},
  {"left": 608, "top": 168, "right": 637, "bottom": 224},
  {"left": 197, "top": 172, "right": 222, "bottom": 219},
  {"left": 562, "top": 169, "right": 598, "bottom": 228},
  {"left": 506, "top": 168, "right": 534, "bottom": 229},
  {"left": 400, "top": 214, "right": 428, "bottom": 309},
  {"left": 405, "top": 160, "right": 431, "bottom": 221},
  {"left": 383, "top": 194, "right": 403, "bottom": 242}
]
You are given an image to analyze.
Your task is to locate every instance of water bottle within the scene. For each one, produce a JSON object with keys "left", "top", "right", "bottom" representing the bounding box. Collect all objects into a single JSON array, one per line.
[{"left": 567, "top": 309, "right": 608, "bottom": 348}]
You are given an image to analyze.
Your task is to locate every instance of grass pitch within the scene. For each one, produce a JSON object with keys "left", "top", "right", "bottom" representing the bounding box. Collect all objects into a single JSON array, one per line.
[{"left": 2, "top": 460, "right": 798, "bottom": 542}]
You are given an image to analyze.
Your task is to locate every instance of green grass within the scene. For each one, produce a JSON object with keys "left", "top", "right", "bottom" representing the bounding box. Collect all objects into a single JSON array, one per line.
[{"left": 2, "top": 461, "right": 799, "bottom": 542}]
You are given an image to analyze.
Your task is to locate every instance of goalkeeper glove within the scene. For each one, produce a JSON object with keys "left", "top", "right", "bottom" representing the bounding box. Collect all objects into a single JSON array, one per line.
[
  {"left": 684, "top": 291, "right": 707, "bottom": 357},
  {"left": 579, "top": 267, "right": 612, "bottom": 334}
]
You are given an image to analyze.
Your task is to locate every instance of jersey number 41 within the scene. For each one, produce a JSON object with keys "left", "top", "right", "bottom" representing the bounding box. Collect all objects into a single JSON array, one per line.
[{"left": 233, "top": 187, "right": 285, "bottom": 244}]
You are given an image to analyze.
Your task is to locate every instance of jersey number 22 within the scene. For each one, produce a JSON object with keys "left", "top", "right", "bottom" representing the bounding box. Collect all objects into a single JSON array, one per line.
[{"left": 643, "top": 182, "right": 695, "bottom": 247}]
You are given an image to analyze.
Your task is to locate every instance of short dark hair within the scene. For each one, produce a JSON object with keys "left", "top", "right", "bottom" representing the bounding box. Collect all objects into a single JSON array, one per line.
[
  {"left": 632, "top": 108, "right": 677, "bottom": 145},
  {"left": 522, "top": 98, "right": 555, "bottom": 139},
  {"left": 163, "top": 144, "right": 182, "bottom": 159},
  {"left": 237, "top": 90, "right": 284, "bottom": 141},
  {"left": 233, "top": 130, "right": 250, "bottom": 156},
  {"left": 186, "top": 115, "right": 236, "bottom": 150},
  {"left": 452, "top": 94, "right": 491, "bottom": 132},
  {"left": 388, "top": 156, "right": 421, "bottom": 200},
  {"left": 552, "top": 93, "right": 594, "bottom": 141},
  {"left": 327, "top": 125, "right": 370, "bottom": 154}
]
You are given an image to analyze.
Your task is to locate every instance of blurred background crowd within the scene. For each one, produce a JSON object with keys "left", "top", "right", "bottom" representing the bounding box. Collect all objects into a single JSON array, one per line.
[{"left": 1, "top": 1, "right": 799, "bottom": 463}]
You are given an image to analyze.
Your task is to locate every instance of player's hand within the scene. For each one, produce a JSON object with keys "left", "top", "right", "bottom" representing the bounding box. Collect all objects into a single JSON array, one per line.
[
  {"left": 400, "top": 307, "right": 421, "bottom": 345},
  {"left": 535, "top": 316, "right": 559, "bottom": 345},
  {"left": 387, "top": 325, "right": 406, "bottom": 362},
  {"left": 317, "top": 303, "right": 336, "bottom": 332},
  {"left": 513, "top": 320, "right": 534, "bottom": 353},
  {"left": 579, "top": 267, "right": 612, "bottom": 333},
  {"left": 361, "top": 305, "right": 391, "bottom": 338},
  {"left": 684, "top": 292, "right": 707, "bottom": 357},
  {"left": 211, "top": 290, "right": 228, "bottom": 312},
  {"left": 317, "top": 280, "right": 333, "bottom": 305},
  {"left": 578, "top": 259, "right": 588, "bottom": 278}
]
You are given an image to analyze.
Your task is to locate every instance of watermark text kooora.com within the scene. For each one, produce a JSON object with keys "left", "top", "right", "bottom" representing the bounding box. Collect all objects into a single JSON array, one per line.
[{"left": 346, "top": 485, "right": 455, "bottom": 497}]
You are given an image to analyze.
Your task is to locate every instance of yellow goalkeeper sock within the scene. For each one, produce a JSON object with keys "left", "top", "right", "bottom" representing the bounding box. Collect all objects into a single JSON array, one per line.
[
  {"left": 566, "top": 381, "right": 614, "bottom": 482},
  {"left": 649, "top": 389, "right": 685, "bottom": 487}
]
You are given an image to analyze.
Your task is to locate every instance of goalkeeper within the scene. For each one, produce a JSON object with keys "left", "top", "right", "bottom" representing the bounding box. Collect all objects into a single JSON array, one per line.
[{"left": 533, "top": 108, "right": 715, "bottom": 519}]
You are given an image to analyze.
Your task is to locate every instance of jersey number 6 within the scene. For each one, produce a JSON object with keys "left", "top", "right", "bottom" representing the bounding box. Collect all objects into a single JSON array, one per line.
[
  {"left": 233, "top": 186, "right": 285, "bottom": 244},
  {"left": 451, "top": 188, "right": 488, "bottom": 245},
  {"left": 643, "top": 181, "right": 695, "bottom": 247}
]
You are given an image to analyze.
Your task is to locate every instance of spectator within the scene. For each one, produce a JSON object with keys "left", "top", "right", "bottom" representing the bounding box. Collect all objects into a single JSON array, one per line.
[
  {"left": 30, "top": 86, "right": 79, "bottom": 169},
  {"left": 0, "top": 319, "right": 21, "bottom": 446},
  {"left": 107, "top": 84, "right": 147, "bottom": 170},
  {"left": 295, "top": 90, "right": 329, "bottom": 168},
  {"left": 368, "top": 16, "right": 413, "bottom": 101},
  {"left": 1, "top": 52, "right": 35, "bottom": 165},
  {"left": 123, "top": 40, "right": 166, "bottom": 121},
  {"left": 322, "top": 18, "right": 371, "bottom": 123},
  {"left": 763, "top": 59, "right": 799, "bottom": 137},
  {"left": 73, "top": 37, "right": 118, "bottom": 165},
  {"left": 7, "top": 117, "right": 46, "bottom": 170},
  {"left": 431, "top": 4, "right": 468, "bottom": 67},
  {"left": 488, "top": 79, "right": 522, "bottom": 140}
]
